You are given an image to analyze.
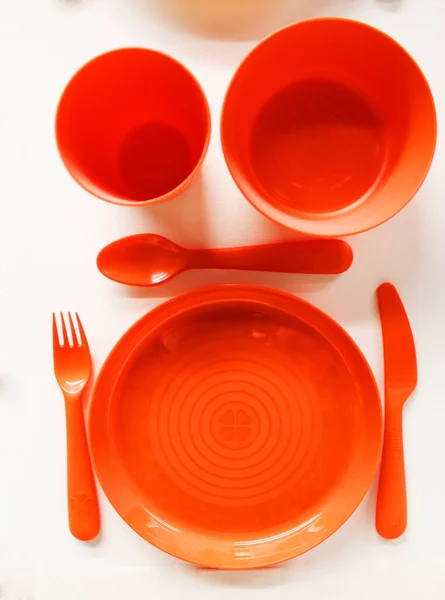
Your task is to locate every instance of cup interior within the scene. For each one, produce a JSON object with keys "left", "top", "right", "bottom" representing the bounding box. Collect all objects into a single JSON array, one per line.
[
  {"left": 56, "top": 49, "right": 210, "bottom": 205},
  {"left": 222, "top": 19, "right": 436, "bottom": 235}
]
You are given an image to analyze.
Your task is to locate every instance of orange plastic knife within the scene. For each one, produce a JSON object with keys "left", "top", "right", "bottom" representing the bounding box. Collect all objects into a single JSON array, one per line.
[{"left": 376, "top": 282, "right": 417, "bottom": 539}]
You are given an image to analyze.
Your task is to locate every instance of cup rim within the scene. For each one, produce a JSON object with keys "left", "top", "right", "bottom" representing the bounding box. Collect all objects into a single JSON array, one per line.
[{"left": 55, "top": 47, "right": 212, "bottom": 207}]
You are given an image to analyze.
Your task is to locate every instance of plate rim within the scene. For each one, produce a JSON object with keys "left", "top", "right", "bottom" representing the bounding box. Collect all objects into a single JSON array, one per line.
[{"left": 88, "top": 284, "right": 383, "bottom": 569}]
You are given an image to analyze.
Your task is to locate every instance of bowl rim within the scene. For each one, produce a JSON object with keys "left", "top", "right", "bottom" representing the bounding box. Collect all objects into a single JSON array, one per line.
[{"left": 220, "top": 17, "right": 437, "bottom": 237}]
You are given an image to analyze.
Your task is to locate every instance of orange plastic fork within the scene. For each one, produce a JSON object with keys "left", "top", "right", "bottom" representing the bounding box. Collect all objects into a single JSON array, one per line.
[{"left": 52, "top": 313, "right": 100, "bottom": 541}]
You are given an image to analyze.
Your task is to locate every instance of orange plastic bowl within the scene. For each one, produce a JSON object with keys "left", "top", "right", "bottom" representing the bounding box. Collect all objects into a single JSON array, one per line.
[
  {"left": 56, "top": 48, "right": 210, "bottom": 206},
  {"left": 89, "top": 286, "right": 382, "bottom": 569},
  {"left": 221, "top": 19, "right": 436, "bottom": 237}
]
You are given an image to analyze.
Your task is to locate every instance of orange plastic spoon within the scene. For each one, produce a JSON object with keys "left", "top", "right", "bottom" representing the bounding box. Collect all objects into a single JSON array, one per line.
[
  {"left": 96, "top": 234, "right": 353, "bottom": 286},
  {"left": 376, "top": 283, "right": 417, "bottom": 539}
]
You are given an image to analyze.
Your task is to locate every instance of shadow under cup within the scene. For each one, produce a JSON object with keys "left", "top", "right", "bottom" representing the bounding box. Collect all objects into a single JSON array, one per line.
[
  {"left": 221, "top": 18, "right": 437, "bottom": 237},
  {"left": 56, "top": 49, "right": 210, "bottom": 205}
]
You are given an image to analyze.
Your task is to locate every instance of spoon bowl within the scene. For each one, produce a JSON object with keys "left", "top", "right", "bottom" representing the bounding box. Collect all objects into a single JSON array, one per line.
[{"left": 97, "top": 234, "right": 187, "bottom": 286}]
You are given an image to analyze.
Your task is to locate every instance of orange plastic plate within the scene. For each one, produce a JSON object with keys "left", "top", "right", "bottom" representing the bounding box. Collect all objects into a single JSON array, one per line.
[{"left": 89, "top": 286, "right": 382, "bottom": 569}]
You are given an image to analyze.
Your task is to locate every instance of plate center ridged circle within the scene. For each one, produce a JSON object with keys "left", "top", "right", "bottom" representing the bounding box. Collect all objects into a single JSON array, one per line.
[{"left": 149, "top": 339, "right": 320, "bottom": 508}]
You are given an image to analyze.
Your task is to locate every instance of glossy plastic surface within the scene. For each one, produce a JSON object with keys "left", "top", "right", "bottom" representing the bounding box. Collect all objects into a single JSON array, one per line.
[
  {"left": 56, "top": 48, "right": 210, "bottom": 206},
  {"left": 221, "top": 18, "right": 437, "bottom": 237},
  {"left": 52, "top": 313, "right": 100, "bottom": 541},
  {"left": 89, "top": 285, "right": 382, "bottom": 568},
  {"left": 376, "top": 283, "right": 417, "bottom": 540},
  {"left": 96, "top": 234, "right": 353, "bottom": 286}
]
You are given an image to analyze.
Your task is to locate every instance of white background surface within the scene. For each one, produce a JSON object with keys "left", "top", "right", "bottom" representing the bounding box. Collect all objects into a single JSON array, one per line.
[{"left": 0, "top": 0, "right": 444, "bottom": 597}]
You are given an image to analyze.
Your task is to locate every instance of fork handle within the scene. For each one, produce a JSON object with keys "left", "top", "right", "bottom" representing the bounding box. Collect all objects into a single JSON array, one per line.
[{"left": 64, "top": 395, "right": 100, "bottom": 541}]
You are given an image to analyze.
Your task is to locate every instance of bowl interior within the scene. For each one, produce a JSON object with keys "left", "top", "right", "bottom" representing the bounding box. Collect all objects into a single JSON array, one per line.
[
  {"left": 89, "top": 286, "right": 382, "bottom": 568},
  {"left": 56, "top": 49, "right": 210, "bottom": 205},
  {"left": 222, "top": 19, "right": 436, "bottom": 235}
]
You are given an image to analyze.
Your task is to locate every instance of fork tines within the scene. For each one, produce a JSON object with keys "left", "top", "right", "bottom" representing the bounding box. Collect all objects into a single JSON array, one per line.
[{"left": 52, "top": 312, "right": 88, "bottom": 348}]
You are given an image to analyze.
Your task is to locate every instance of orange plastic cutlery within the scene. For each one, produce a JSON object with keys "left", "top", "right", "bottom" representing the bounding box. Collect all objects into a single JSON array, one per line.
[
  {"left": 96, "top": 234, "right": 353, "bottom": 286},
  {"left": 376, "top": 283, "right": 417, "bottom": 539},
  {"left": 52, "top": 313, "right": 100, "bottom": 541}
]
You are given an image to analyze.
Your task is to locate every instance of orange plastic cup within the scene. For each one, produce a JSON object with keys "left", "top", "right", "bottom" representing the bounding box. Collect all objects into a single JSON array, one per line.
[
  {"left": 221, "top": 19, "right": 437, "bottom": 237},
  {"left": 56, "top": 49, "right": 211, "bottom": 206}
]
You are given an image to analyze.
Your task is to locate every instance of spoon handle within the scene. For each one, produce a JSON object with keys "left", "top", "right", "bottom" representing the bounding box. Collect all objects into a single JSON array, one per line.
[{"left": 188, "top": 240, "right": 353, "bottom": 275}]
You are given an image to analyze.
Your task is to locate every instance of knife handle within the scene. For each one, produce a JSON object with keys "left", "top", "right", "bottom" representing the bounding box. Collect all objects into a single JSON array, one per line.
[{"left": 375, "top": 405, "right": 407, "bottom": 539}]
